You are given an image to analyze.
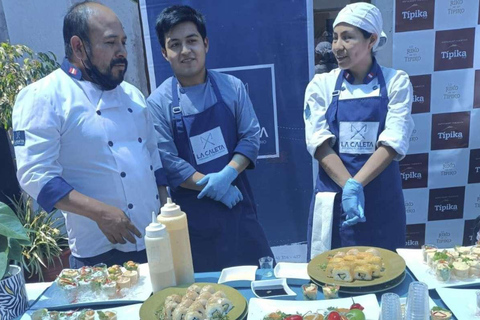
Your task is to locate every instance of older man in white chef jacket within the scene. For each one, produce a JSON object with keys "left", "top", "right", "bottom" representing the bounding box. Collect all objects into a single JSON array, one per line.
[{"left": 12, "top": 1, "right": 168, "bottom": 268}]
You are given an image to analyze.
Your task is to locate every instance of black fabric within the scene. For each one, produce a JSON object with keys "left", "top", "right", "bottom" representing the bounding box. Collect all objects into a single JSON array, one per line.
[{"left": 0, "top": 127, "right": 21, "bottom": 210}]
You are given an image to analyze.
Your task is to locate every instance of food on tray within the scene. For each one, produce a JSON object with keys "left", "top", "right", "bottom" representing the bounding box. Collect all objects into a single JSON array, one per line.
[
  {"left": 430, "top": 306, "right": 452, "bottom": 320},
  {"left": 321, "top": 248, "right": 384, "bottom": 282},
  {"left": 322, "top": 284, "right": 339, "bottom": 299},
  {"left": 435, "top": 262, "right": 452, "bottom": 282},
  {"left": 262, "top": 303, "right": 366, "bottom": 320},
  {"left": 156, "top": 284, "right": 234, "bottom": 320},
  {"left": 302, "top": 283, "right": 318, "bottom": 300},
  {"left": 31, "top": 308, "right": 117, "bottom": 320},
  {"left": 55, "top": 261, "right": 141, "bottom": 302},
  {"left": 421, "top": 244, "right": 438, "bottom": 263}
]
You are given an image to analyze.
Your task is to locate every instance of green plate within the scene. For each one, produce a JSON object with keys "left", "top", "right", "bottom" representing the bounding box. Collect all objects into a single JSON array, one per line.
[
  {"left": 139, "top": 282, "right": 247, "bottom": 320},
  {"left": 308, "top": 246, "right": 406, "bottom": 293}
]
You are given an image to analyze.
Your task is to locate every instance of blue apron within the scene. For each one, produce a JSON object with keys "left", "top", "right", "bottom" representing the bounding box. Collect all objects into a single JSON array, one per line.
[
  {"left": 170, "top": 72, "right": 273, "bottom": 272},
  {"left": 307, "top": 67, "right": 406, "bottom": 258}
]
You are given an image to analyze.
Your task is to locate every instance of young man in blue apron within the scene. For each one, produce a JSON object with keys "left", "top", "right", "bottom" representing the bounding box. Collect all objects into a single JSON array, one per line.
[
  {"left": 304, "top": 3, "right": 414, "bottom": 259},
  {"left": 147, "top": 5, "right": 273, "bottom": 272}
]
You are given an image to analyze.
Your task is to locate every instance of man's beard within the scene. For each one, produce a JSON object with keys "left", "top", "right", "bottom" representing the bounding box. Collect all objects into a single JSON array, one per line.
[{"left": 82, "top": 54, "right": 128, "bottom": 91}]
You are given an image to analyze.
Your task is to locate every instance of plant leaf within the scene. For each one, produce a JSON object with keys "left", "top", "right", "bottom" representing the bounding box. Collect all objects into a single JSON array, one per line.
[
  {"left": 0, "top": 235, "right": 9, "bottom": 279},
  {"left": 8, "top": 238, "right": 22, "bottom": 261},
  {"left": 0, "top": 202, "right": 29, "bottom": 241}
]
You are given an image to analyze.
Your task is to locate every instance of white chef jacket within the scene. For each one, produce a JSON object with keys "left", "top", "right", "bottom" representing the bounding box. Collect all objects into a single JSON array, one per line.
[
  {"left": 12, "top": 60, "right": 166, "bottom": 258},
  {"left": 304, "top": 65, "right": 414, "bottom": 161}
]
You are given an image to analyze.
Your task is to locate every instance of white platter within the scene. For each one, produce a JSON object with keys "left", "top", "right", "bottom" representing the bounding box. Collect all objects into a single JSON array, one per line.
[
  {"left": 30, "top": 264, "right": 152, "bottom": 309},
  {"left": 274, "top": 262, "right": 309, "bottom": 280},
  {"left": 437, "top": 288, "right": 480, "bottom": 320},
  {"left": 247, "top": 294, "right": 380, "bottom": 319},
  {"left": 21, "top": 303, "right": 142, "bottom": 320},
  {"left": 397, "top": 248, "right": 480, "bottom": 290},
  {"left": 218, "top": 265, "right": 257, "bottom": 286}
]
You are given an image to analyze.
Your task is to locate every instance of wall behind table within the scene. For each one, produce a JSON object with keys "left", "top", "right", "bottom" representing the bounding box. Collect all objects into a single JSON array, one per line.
[
  {"left": 139, "top": 0, "right": 313, "bottom": 261},
  {"left": 393, "top": 0, "right": 480, "bottom": 249}
]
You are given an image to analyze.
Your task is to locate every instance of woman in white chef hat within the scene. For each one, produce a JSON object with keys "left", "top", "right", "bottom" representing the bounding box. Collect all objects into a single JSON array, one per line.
[{"left": 304, "top": 2, "right": 414, "bottom": 259}]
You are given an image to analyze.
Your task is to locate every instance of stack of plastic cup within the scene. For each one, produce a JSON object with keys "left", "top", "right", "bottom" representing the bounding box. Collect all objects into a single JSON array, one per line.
[
  {"left": 405, "top": 281, "right": 429, "bottom": 320},
  {"left": 380, "top": 292, "right": 402, "bottom": 320}
]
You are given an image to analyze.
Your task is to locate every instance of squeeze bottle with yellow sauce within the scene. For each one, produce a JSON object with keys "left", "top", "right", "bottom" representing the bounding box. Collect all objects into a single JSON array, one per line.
[
  {"left": 157, "top": 198, "right": 195, "bottom": 285},
  {"left": 145, "top": 212, "right": 176, "bottom": 293}
]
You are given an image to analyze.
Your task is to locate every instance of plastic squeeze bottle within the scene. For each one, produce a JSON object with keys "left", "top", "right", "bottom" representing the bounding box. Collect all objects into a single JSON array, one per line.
[
  {"left": 157, "top": 198, "right": 195, "bottom": 285},
  {"left": 145, "top": 212, "right": 176, "bottom": 293}
]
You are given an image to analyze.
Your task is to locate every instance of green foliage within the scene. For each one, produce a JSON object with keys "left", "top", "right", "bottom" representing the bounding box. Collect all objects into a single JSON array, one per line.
[
  {"left": 9, "top": 194, "right": 69, "bottom": 281},
  {"left": 0, "top": 201, "right": 30, "bottom": 280},
  {"left": 0, "top": 42, "right": 59, "bottom": 130}
]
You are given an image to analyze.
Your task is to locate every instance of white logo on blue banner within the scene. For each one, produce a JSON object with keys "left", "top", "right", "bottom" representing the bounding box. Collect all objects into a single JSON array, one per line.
[
  {"left": 190, "top": 127, "right": 228, "bottom": 165},
  {"left": 339, "top": 121, "right": 379, "bottom": 154}
]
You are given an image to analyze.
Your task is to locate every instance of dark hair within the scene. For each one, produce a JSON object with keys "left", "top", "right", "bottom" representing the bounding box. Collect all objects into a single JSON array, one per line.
[
  {"left": 63, "top": 1, "right": 94, "bottom": 59},
  {"left": 358, "top": 28, "right": 372, "bottom": 40},
  {"left": 155, "top": 5, "right": 207, "bottom": 49}
]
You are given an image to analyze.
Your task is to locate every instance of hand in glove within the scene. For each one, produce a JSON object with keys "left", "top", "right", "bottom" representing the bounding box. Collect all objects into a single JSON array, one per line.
[
  {"left": 197, "top": 165, "right": 238, "bottom": 201},
  {"left": 341, "top": 178, "right": 366, "bottom": 221},
  {"left": 219, "top": 185, "right": 243, "bottom": 209}
]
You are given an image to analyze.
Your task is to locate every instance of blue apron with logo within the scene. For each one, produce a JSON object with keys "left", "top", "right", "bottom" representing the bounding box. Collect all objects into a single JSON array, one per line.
[
  {"left": 170, "top": 72, "right": 273, "bottom": 272},
  {"left": 307, "top": 67, "right": 406, "bottom": 257}
]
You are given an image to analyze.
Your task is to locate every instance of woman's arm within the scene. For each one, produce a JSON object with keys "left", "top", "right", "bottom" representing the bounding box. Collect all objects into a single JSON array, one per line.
[
  {"left": 354, "top": 145, "right": 397, "bottom": 186},
  {"left": 314, "top": 139, "right": 352, "bottom": 188}
]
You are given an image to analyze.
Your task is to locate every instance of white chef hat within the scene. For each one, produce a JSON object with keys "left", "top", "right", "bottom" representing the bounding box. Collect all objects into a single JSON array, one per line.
[{"left": 333, "top": 3, "right": 387, "bottom": 52}]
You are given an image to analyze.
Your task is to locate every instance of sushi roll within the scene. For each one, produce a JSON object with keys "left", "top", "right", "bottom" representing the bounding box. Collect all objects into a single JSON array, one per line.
[
  {"left": 58, "top": 310, "right": 76, "bottom": 319},
  {"left": 435, "top": 263, "right": 451, "bottom": 282},
  {"left": 325, "top": 263, "right": 339, "bottom": 278},
  {"left": 172, "top": 306, "right": 188, "bottom": 320},
  {"left": 329, "top": 257, "right": 344, "bottom": 265},
  {"left": 102, "top": 278, "right": 117, "bottom": 298},
  {"left": 216, "top": 297, "right": 233, "bottom": 313},
  {"left": 188, "top": 301, "right": 206, "bottom": 317},
  {"left": 182, "top": 290, "right": 198, "bottom": 301},
  {"left": 366, "top": 248, "right": 381, "bottom": 257},
  {"left": 78, "top": 309, "right": 96, "bottom": 320},
  {"left": 196, "top": 298, "right": 208, "bottom": 307},
  {"left": 333, "top": 251, "right": 346, "bottom": 258},
  {"left": 107, "top": 265, "right": 122, "bottom": 277},
  {"left": 356, "top": 252, "right": 373, "bottom": 260},
  {"left": 123, "top": 270, "right": 138, "bottom": 285},
  {"left": 200, "top": 285, "right": 216, "bottom": 294},
  {"left": 48, "top": 311, "right": 60, "bottom": 320},
  {"left": 205, "top": 303, "right": 224, "bottom": 319},
  {"left": 353, "top": 265, "right": 373, "bottom": 281},
  {"left": 187, "top": 284, "right": 202, "bottom": 294},
  {"left": 346, "top": 248, "right": 359, "bottom": 256},
  {"left": 162, "top": 301, "right": 178, "bottom": 320},
  {"left": 471, "top": 246, "right": 480, "bottom": 256},
  {"left": 116, "top": 276, "right": 131, "bottom": 289},
  {"left": 184, "top": 311, "right": 204, "bottom": 320},
  {"left": 79, "top": 266, "right": 93, "bottom": 277},
  {"left": 322, "top": 284, "right": 339, "bottom": 299},
  {"left": 430, "top": 307, "right": 452, "bottom": 320},
  {"left": 455, "top": 246, "right": 471, "bottom": 255},
  {"left": 343, "top": 255, "right": 356, "bottom": 263},
  {"left": 365, "top": 256, "right": 382, "bottom": 266},
  {"left": 422, "top": 245, "right": 437, "bottom": 263},
  {"left": 57, "top": 277, "right": 78, "bottom": 302},
  {"left": 453, "top": 261, "right": 469, "bottom": 279},
  {"left": 370, "top": 264, "right": 382, "bottom": 278},
  {"left": 198, "top": 292, "right": 212, "bottom": 300},
  {"left": 165, "top": 294, "right": 183, "bottom": 304},
  {"left": 123, "top": 261, "right": 140, "bottom": 275},
  {"left": 332, "top": 264, "right": 354, "bottom": 282},
  {"left": 60, "top": 269, "right": 79, "bottom": 279},
  {"left": 211, "top": 291, "right": 227, "bottom": 299},
  {"left": 179, "top": 299, "right": 194, "bottom": 309},
  {"left": 97, "top": 310, "right": 117, "bottom": 320},
  {"left": 467, "top": 260, "right": 480, "bottom": 277}
]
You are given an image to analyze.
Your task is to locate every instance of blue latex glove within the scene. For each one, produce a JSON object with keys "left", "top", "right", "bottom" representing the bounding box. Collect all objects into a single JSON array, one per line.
[
  {"left": 342, "top": 178, "right": 366, "bottom": 221},
  {"left": 197, "top": 165, "right": 238, "bottom": 201},
  {"left": 219, "top": 185, "right": 243, "bottom": 209}
]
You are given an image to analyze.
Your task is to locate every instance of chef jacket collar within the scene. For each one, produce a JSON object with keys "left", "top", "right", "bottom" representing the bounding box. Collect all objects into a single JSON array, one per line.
[
  {"left": 61, "top": 58, "right": 83, "bottom": 80},
  {"left": 343, "top": 57, "right": 380, "bottom": 85}
]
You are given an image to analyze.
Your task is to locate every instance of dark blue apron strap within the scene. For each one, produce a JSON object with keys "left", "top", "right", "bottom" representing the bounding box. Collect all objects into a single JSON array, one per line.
[
  {"left": 207, "top": 70, "right": 225, "bottom": 104},
  {"left": 376, "top": 67, "right": 389, "bottom": 134},
  {"left": 171, "top": 77, "right": 186, "bottom": 139},
  {"left": 325, "top": 70, "right": 345, "bottom": 138}
]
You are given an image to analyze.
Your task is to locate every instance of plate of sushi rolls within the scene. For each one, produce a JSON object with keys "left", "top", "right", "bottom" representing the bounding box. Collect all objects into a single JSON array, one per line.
[
  {"left": 22, "top": 304, "right": 142, "bottom": 320},
  {"left": 139, "top": 283, "right": 248, "bottom": 320},
  {"left": 31, "top": 262, "right": 152, "bottom": 309},
  {"left": 307, "top": 246, "right": 406, "bottom": 294}
]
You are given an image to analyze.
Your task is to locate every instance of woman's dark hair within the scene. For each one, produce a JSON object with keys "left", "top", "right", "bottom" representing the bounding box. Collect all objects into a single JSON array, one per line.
[
  {"left": 155, "top": 5, "right": 207, "bottom": 49},
  {"left": 63, "top": 1, "right": 94, "bottom": 59},
  {"left": 358, "top": 28, "right": 372, "bottom": 40}
]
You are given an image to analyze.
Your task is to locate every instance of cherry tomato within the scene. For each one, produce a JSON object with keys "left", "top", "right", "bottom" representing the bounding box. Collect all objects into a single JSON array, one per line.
[
  {"left": 285, "top": 316, "right": 303, "bottom": 320},
  {"left": 350, "top": 303, "right": 364, "bottom": 311},
  {"left": 327, "top": 311, "right": 342, "bottom": 320}
]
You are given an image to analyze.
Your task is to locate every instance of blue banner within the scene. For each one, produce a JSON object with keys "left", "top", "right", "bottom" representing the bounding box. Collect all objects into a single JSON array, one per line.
[{"left": 140, "top": 0, "right": 313, "bottom": 253}]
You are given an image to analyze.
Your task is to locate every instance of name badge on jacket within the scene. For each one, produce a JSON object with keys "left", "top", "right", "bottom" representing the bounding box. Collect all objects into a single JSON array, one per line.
[
  {"left": 190, "top": 126, "right": 228, "bottom": 165},
  {"left": 339, "top": 121, "right": 379, "bottom": 154}
]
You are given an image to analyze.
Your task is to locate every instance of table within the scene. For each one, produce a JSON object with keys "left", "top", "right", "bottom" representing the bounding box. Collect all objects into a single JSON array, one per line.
[{"left": 21, "top": 267, "right": 473, "bottom": 319}]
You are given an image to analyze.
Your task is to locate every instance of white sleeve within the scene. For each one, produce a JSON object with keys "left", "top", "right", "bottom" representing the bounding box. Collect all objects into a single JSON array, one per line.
[
  {"left": 377, "top": 70, "right": 415, "bottom": 161},
  {"left": 12, "top": 83, "right": 73, "bottom": 210},
  {"left": 304, "top": 76, "right": 336, "bottom": 157}
]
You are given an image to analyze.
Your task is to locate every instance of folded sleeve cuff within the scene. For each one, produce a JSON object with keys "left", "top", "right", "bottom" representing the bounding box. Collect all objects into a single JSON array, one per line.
[
  {"left": 154, "top": 168, "right": 168, "bottom": 186},
  {"left": 37, "top": 176, "right": 74, "bottom": 213},
  {"left": 234, "top": 142, "right": 258, "bottom": 169},
  {"left": 307, "top": 131, "right": 336, "bottom": 157},
  {"left": 168, "top": 166, "right": 197, "bottom": 189},
  {"left": 377, "top": 139, "right": 407, "bottom": 161}
]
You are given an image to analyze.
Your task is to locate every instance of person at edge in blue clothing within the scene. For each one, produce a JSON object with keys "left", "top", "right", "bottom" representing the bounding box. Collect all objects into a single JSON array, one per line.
[
  {"left": 304, "top": 3, "right": 414, "bottom": 260},
  {"left": 147, "top": 5, "right": 273, "bottom": 272},
  {"left": 12, "top": 1, "right": 168, "bottom": 268}
]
